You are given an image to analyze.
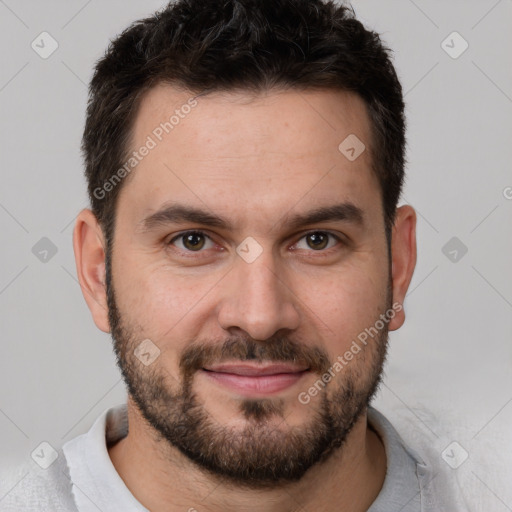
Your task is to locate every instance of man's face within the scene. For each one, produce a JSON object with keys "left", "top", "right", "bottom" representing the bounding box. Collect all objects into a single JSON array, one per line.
[{"left": 106, "top": 85, "right": 392, "bottom": 487}]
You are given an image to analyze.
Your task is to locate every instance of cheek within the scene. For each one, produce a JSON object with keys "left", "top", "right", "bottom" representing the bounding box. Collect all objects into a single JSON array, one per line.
[
  {"left": 112, "top": 253, "right": 219, "bottom": 339},
  {"left": 301, "top": 263, "right": 388, "bottom": 348}
]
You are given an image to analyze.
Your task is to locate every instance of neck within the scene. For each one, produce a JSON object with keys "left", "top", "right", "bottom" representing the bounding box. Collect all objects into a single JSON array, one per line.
[{"left": 108, "top": 397, "right": 386, "bottom": 512}]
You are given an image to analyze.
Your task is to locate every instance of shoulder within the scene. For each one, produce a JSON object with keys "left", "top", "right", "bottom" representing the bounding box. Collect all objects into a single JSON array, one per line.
[
  {"left": 370, "top": 406, "right": 473, "bottom": 511},
  {"left": 0, "top": 450, "right": 77, "bottom": 512}
]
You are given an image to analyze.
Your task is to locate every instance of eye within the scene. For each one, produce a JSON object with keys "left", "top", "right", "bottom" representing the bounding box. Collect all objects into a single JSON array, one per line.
[
  {"left": 293, "top": 231, "right": 341, "bottom": 252},
  {"left": 167, "top": 229, "right": 343, "bottom": 257},
  {"left": 169, "top": 230, "right": 215, "bottom": 252}
]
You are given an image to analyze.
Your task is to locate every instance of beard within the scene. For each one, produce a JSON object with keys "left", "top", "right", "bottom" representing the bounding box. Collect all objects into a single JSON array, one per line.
[{"left": 105, "top": 248, "right": 390, "bottom": 489}]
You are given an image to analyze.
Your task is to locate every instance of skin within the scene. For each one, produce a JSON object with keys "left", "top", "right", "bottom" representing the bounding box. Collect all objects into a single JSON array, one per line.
[{"left": 73, "top": 84, "right": 416, "bottom": 512}]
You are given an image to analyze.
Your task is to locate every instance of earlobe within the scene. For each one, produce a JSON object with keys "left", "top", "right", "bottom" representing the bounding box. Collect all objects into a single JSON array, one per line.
[
  {"left": 388, "top": 205, "right": 417, "bottom": 331},
  {"left": 72, "top": 208, "right": 111, "bottom": 333}
]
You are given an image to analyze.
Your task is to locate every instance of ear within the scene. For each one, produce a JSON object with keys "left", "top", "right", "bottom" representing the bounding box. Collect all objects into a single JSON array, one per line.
[
  {"left": 388, "top": 205, "right": 417, "bottom": 331},
  {"left": 72, "top": 208, "right": 110, "bottom": 333}
]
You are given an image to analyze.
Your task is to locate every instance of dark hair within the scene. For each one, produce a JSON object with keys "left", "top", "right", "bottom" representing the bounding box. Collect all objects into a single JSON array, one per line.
[{"left": 82, "top": 0, "right": 405, "bottom": 250}]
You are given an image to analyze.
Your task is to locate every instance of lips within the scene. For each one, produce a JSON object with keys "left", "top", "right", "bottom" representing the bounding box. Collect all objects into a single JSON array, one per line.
[
  {"left": 201, "top": 362, "right": 310, "bottom": 395},
  {"left": 202, "top": 363, "right": 310, "bottom": 376}
]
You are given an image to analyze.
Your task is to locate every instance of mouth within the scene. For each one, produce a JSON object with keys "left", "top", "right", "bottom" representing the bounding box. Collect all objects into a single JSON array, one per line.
[{"left": 200, "top": 362, "right": 310, "bottom": 395}]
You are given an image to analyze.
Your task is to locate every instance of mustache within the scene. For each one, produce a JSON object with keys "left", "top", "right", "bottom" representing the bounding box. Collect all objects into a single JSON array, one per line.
[{"left": 179, "top": 336, "right": 332, "bottom": 379}]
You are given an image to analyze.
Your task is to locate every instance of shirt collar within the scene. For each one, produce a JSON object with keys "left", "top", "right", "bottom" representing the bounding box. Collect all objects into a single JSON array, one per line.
[{"left": 63, "top": 403, "right": 426, "bottom": 512}]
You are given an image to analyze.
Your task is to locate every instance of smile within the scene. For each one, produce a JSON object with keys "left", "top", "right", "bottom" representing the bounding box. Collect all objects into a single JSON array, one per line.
[{"left": 201, "top": 363, "right": 310, "bottom": 395}]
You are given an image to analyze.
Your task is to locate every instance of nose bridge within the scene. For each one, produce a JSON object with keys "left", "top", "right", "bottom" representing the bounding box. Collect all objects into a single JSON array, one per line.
[
  {"left": 240, "top": 251, "right": 280, "bottom": 302},
  {"left": 217, "top": 245, "right": 300, "bottom": 340}
]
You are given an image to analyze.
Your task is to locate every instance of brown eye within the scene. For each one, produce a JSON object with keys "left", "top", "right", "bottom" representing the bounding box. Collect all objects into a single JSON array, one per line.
[
  {"left": 294, "top": 231, "right": 341, "bottom": 252},
  {"left": 183, "top": 232, "right": 205, "bottom": 251},
  {"left": 170, "top": 231, "right": 213, "bottom": 252},
  {"left": 306, "top": 232, "right": 329, "bottom": 250}
]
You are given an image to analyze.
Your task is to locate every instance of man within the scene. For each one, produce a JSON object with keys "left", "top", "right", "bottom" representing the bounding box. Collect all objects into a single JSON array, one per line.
[{"left": 1, "top": 0, "right": 466, "bottom": 510}]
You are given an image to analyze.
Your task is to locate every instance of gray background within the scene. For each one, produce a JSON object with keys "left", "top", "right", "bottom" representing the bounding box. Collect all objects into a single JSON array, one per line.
[{"left": 0, "top": 0, "right": 511, "bottom": 509}]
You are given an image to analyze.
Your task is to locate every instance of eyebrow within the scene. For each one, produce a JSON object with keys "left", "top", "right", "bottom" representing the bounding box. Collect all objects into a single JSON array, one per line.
[{"left": 136, "top": 201, "right": 364, "bottom": 234}]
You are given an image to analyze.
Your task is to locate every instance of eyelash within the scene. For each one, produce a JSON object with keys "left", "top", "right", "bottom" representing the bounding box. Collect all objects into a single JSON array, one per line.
[{"left": 167, "top": 230, "right": 343, "bottom": 258}]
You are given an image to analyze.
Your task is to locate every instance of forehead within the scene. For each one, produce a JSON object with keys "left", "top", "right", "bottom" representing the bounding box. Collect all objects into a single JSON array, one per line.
[{"left": 118, "top": 84, "right": 381, "bottom": 229}]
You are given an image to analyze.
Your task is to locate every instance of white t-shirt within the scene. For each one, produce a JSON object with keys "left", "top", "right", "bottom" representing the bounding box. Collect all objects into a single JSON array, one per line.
[{"left": 0, "top": 404, "right": 467, "bottom": 511}]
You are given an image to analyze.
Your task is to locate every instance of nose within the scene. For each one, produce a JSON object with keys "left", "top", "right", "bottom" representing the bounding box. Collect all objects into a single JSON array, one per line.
[{"left": 216, "top": 249, "right": 300, "bottom": 341}]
